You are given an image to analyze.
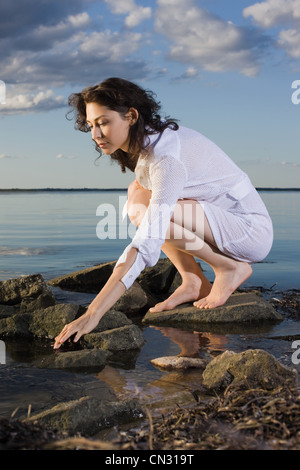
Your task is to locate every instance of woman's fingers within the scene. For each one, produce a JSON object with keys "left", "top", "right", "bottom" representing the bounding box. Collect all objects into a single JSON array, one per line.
[
  {"left": 54, "top": 323, "right": 77, "bottom": 349},
  {"left": 53, "top": 314, "right": 92, "bottom": 349}
]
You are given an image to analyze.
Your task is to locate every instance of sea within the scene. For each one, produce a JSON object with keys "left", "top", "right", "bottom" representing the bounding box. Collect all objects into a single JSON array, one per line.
[
  {"left": 0, "top": 188, "right": 299, "bottom": 290},
  {"left": 0, "top": 189, "right": 299, "bottom": 419}
]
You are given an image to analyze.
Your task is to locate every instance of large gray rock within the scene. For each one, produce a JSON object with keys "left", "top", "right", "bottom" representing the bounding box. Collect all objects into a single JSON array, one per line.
[
  {"left": 82, "top": 324, "right": 145, "bottom": 352},
  {"left": 0, "top": 304, "right": 79, "bottom": 339},
  {"left": 36, "top": 349, "right": 110, "bottom": 371},
  {"left": 48, "top": 262, "right": 116, "bottom": 293},
  {"left": 0, "top": 274, "right": 55, "bottom": 306},
  {"left": 24, "top": 396, "right": 143, "bottom": 436},
  {"left": 203, "top": 349, "right": 298, "bottom": 391},
  {"left": 143, "top": 292, "right": 283, "bottom": 326},
  {"left": 113, "top": 281, "right": 152, "bottom": 316},
  {"left": 137, "top": 258, "right": 177, "bottom": 294}
]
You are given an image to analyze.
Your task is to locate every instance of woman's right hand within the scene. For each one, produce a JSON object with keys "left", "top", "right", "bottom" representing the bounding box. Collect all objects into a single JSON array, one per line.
[{"left": 53, "top": 309, "right": 100, "bottom": 349}]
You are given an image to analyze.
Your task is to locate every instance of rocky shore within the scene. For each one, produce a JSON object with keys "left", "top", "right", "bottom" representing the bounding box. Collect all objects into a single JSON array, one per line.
[{"left": 0, "top": 259, "right": 299, "bottom": 450}]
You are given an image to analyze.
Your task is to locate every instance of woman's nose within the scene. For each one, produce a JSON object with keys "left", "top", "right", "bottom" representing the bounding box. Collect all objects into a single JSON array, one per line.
[{"left": 92, "top": 126, "right": 103, "bottom": 140}]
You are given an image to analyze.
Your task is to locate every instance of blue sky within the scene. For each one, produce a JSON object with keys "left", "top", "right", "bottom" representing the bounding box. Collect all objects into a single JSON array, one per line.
[{"left": 0, "top": 0, "right": 299, "bottom": 189}]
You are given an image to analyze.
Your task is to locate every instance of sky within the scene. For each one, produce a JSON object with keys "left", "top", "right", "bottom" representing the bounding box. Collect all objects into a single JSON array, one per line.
[{"left": 0, "top": 0, "right": 300, "bottom": 189}]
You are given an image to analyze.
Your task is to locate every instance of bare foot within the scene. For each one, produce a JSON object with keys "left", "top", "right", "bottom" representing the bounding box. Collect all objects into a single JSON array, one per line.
[
  {"left": 193, "top": 262, "right": 252, "bottom": 309},
  {"left": 149, "top": 274, "right": 211, "bottom": 313}
]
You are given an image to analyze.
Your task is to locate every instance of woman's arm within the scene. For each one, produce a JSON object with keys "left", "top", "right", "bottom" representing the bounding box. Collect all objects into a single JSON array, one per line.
[{"left": 53, "top": 247, "right": 138, "bottom": 349}]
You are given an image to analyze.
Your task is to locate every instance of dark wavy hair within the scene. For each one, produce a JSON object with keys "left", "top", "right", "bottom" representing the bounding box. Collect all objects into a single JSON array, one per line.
[{"left": 67, "top": 77, "right": 179, "bottom": 172}]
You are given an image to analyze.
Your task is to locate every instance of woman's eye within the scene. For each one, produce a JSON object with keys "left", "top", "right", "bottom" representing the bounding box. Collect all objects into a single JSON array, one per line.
[{"left": 99, "top": 122, "right": 108, "bottom": 126}]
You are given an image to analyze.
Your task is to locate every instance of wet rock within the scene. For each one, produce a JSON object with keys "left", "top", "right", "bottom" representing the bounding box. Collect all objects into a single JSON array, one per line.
[
  {"left": 0, "top": 313, "right": 31, "bottom": 337},
  {"left": 24, "top": 396, "right": 143, "bottom": 436},
  {"left": 29, "top": 304, "right": 80, "bottom": 339},
  {"left": 36, "top": 349, "right": 110, "bottom": 371},
  {"left": 151, "top": 355, "right": 209, "bottom": 370},
  {"left": 202, "top": 349, "right": 298, "bottom": 391},
  {"left": 0, "top": 304, "right": 79, "bottom": 339},
  {"left": 48, "top": 262, "right": 116, "bottom": 293},
  {"left": 82, "top": 324, "right": 145, "bottom": 352},
  {"left": 0, "top": 305, "right": 17, "bottom": 319},
  {"left": 20, "top": 292, "right": 56, "bottom": 313},
  {"left": 92, "top": 309, "right": 133, "bottom": 332},
  {"left": 143, "top": 292, "right": 283, "bottom": 326},
  {"left": 113, "top": 281, "right": 153, "bottom": 316},
  {"left": 0, "top": 274, "right": 55, "bottom": 306},
  {"left": 137, "top": 259, "right": 177, "bottom": 294}
]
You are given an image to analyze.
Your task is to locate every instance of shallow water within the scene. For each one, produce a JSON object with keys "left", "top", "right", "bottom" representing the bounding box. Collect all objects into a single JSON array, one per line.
[{"left": 0, "top": 190, "right": 299, "bottom": 421}]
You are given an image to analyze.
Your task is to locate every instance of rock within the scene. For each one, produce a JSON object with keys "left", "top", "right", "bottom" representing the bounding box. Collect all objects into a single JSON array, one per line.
[
  {"left": 151, "top": 355, "right": 209, "bottom": 370},
  {"left": 24, "top": 396, "right": 143, "bottom": 436},
  {"left": 36, "top": 349, "right": 110, "bottom": 371},
  {"left": 0, "top": 305, "right": 17, "bottom": 319},
  {"left": 82, "top": 325, "right": 145, "bottom": 351},
  {"left": 0, "top": 274, "right": 55, "bottom": 306},
  {"left": 48, "top": 262, "right": 116, "bottom": 293},
  {"left": 92, "top": 309, "right": 133, "bottom": 332},
  {"left": 0, "top": 304, "right": 79, "bottom": 339},
  {"left": 143, "top": 292, "right": 283, "bottom": 326},
  {"left": 19, "top": 292, "right": 56, "bottom": 313},
  {"left": 113, "top": 281, "right": 152, "bottom": 316},
  {"left": 202, "top": 349, "right": 298, "bottom": 391},
  {"left": 0, "top": 313, "right": 31, "bottom": 337},
  {"left": 28, "top": 304, "right": 79, "bottom": 339},
  {"left": 137, "top": 259, "right": 177, "bottom": 294}
]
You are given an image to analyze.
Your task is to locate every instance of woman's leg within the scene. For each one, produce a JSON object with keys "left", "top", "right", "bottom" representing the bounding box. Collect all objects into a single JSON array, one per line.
[{"left": 127, "top": 182, "right": 252, "bottom": 310}]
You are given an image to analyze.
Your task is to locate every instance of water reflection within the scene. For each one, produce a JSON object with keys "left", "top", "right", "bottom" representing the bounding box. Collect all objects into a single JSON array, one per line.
[
  {"left": 152, "top": 326, "right": 228, "bottom": 357},
  {"left": 96, "top": 325, "right": 229, "bottom": 408}
]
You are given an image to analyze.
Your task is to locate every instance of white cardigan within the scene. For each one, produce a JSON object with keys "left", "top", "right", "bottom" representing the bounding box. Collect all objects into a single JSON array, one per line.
[{"left": 114, "top": 126, "right": 273, "bottom": 289}]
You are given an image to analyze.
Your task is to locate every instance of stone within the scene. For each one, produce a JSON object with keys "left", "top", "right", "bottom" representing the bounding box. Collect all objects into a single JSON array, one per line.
[
  {"left": 28, "top": 304, "right": 79, "bottom": 339},
  {"left": 48, "top": 262, "right": 116, "bottom": 293},
  {"left": 142, "top": 292, "right": 283, "bottom": 326},
  {"left": 0, "top": 304, "right": 79, "bottom": 339},
  {"left": 0, "top": 305, "right": 17, "bottom": 319},
  {"left": 202, "top": 349, "right": 298, "bottom": 391},
  {"left": 137, "top": 258, "right": 177, "bottom": 294},
  {"left": 0, "top": 274, "right": 55, "bottom": 306},
  {"left": 24, "top": 396, "right": 143, "bottom": 436},
  {"left": 82, "top": 324, "right": 145, "bottom": 351},
  {"left": 151, "top": 355, "right": 209, "bottom": 370},
  {"left": 36, "top": 349, "right": 110, "bottom": 371},
  {"left": 20, "top": 292, "right": 56, "bottom": 313},
  {"left": 92, "top": 309, "right": 132, "bottom": 332},
  {"left": 113, "top": 281, "right": 152, "bottom": 316}
]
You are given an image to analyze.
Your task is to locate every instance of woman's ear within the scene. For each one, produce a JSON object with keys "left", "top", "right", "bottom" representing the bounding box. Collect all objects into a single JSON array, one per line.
[{"left": 127, "top": 107, "right": 139, "bottom": 126}]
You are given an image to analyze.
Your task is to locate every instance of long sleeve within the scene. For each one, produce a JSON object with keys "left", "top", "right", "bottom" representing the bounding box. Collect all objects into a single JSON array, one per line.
[{"left": 114, "top": 153, "right": 188, "bottom": 289}]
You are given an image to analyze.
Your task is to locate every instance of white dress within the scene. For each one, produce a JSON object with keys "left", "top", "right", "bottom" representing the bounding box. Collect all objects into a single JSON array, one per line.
[{"left": 115, "top": 126, "right": 273, "bottom": 289}]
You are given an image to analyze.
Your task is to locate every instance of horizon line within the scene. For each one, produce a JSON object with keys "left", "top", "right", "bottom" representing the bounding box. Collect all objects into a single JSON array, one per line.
[{"left": 1, "top": 187, "right": 300, "bottom": 192}]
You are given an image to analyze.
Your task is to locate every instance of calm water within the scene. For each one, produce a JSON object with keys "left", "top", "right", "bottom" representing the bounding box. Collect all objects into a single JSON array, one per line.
[
  {"left": 0, "top": 189, "right": 299, "bottom": 289},
  {"left": 0, "top": 190, "right": 299, "bottom": 419}
]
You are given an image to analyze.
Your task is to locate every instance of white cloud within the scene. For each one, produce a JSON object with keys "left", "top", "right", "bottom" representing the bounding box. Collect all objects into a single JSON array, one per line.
[
  {"left": 243, "top": 0, "right": 300, "bottom": 28},
  {"left": 104, "top": 0, "right": 151, "bottom": 28},
  {"left": 1, "top": 89, "right": 66, "bottom": 115},
  {"left": 56, "top": 154, "right": 76, "bottom": 160},
  {"left": 244, "top": 0, "right": 300, "bottom": 58},
  {"left": 155, "top": 0, "right": 261, "bottom": 76}
]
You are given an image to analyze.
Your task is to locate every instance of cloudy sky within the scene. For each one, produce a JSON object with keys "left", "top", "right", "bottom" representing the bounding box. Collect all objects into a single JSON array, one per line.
[{"left": 0, "top": 0, "right": 299, "bottom": 188}]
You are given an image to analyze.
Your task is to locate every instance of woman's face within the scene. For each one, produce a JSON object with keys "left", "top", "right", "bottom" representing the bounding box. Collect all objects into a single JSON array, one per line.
[{"left": 85, "top": 102, "right": 135, "bottom": 154}]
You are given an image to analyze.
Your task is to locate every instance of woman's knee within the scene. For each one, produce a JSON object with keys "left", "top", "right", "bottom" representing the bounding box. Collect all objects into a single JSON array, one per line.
[{"left": 127, "top": 180, "right": 151, "bottom": 227}]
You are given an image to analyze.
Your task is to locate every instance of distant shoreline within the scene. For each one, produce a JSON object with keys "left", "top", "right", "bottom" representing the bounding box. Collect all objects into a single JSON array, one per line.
[{"left": 0, "top": 187, "right": 300, "bottom": 193}]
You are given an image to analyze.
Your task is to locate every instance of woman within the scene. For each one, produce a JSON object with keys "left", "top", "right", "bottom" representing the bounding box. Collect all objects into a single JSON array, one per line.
[{"left": 54, "top": 77, "right": 273, "bottom": 349}]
